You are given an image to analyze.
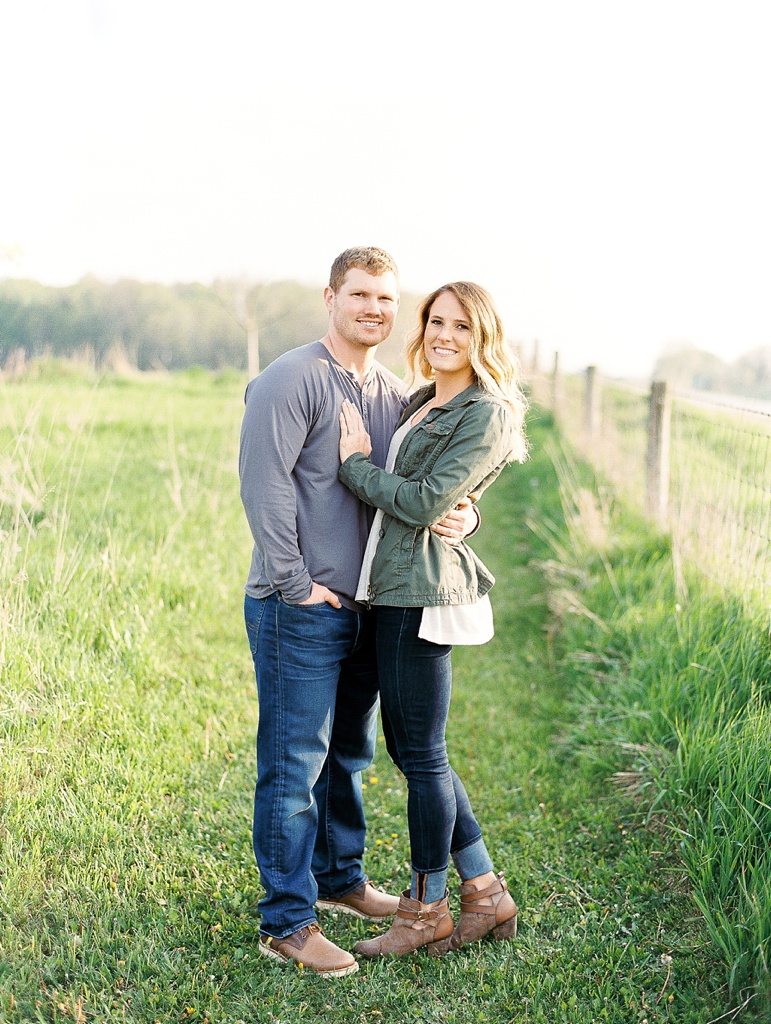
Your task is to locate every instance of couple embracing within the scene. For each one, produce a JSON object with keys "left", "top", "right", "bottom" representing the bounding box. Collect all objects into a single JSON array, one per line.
[{"left": 239, "top": 246, "right": 528, "bottom": 976}]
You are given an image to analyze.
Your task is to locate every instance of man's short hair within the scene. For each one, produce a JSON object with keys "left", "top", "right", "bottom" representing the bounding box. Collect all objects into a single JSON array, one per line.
[{"left": 329, "top": 247, "right": 399, "bottom": 293}]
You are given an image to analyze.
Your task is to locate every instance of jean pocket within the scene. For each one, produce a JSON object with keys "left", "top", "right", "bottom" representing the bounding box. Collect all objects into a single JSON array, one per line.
[
  {"left": 285, "top": 600, "right": 337, "bottom": 611},
  {"left": 279, "top": 599, "right": 349, "bottom": 647},
  {"left": 244, "top": 596, "right": 268, "bottom": 656}
]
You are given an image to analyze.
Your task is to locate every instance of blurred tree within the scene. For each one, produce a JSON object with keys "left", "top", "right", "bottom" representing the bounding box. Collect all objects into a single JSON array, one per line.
[
  {"left": 212, "top": 277, "right": 263, "bottom": 378},
  {"left": 653, "top": 341, "right": 771, "bottom": 399}
]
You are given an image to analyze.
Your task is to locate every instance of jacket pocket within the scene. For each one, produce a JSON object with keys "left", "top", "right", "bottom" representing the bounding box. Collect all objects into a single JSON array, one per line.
[{"left": 401, "top": 419, "right": 455, "bottom": 474}]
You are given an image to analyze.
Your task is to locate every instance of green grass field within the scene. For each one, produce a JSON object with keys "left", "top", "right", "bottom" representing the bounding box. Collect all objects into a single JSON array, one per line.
[{"left": 1, "top": 370, "right": 767, "bottom": 1022}]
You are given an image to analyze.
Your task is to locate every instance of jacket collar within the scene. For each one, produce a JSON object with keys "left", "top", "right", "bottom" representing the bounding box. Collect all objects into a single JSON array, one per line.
[{"left": 403, "top": 381, "right": 484, "bottom": 421}]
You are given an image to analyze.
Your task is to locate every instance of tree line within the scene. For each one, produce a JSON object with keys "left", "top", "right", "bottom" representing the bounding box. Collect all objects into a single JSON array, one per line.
[{"left": 0, "top": 276, "right": 418, "bottom": 375}]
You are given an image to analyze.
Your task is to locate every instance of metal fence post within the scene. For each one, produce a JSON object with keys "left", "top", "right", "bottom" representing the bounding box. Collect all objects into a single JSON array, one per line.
[
  {"left": 585, "top": 366, "right": 600, "bottom": 438},
  {"left": 646, "top": 380, "right": 671, "bottom": 523}
]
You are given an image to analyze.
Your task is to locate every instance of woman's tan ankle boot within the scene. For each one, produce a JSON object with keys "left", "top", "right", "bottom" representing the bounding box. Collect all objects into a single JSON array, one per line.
[
  {"left": 353, "top": 890, "right": 454, "bottom": 958},
  {"left": 435, "top": 872, "right": 518, "bottom": 953}
]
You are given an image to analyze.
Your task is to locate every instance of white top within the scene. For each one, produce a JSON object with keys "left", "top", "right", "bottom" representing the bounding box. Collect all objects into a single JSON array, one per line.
[{"left": 355, "top": 409, "right": 494, "bottom": 646}]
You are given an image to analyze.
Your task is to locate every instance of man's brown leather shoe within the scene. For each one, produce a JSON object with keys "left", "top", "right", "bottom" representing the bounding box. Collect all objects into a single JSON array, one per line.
[
  {"left": 315, "top": 882, "right": 400, "bottom": 920},
  {"left": 258, "top": 923, "right": 358, "bottom": 977}
]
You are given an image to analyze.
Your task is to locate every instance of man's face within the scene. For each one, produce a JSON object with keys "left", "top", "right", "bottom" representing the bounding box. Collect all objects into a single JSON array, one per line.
[{"left": 324, "top": 267, "right": 399, "bottom": 350}]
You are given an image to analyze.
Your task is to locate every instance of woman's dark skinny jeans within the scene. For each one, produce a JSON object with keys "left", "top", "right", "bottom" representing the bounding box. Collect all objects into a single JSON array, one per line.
[{"left": 375, "top": 606, "right": 493, "bottom": 903}]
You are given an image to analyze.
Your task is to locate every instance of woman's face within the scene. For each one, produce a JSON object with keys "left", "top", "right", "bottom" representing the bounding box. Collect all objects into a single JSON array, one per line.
[{"left": 423, "top": 291, "right": 474, "bottom": 381}]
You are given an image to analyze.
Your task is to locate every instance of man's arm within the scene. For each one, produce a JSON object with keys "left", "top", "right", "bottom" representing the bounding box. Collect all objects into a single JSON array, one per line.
[
  {"left": 430, "top": 496, "right": 481, "bottom": 546},
  {"left": 239, "top": 370, "right": 321, "bottom": 604}
]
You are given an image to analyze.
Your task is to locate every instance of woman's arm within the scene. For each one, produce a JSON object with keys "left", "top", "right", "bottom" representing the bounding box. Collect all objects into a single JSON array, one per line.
[{"left": 339, "top": 400, "right": 514, "bottom": 528}]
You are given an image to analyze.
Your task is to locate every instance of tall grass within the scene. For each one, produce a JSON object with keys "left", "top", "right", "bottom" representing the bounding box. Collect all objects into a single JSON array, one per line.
[
  {"left": 1, "top": 371, "right": 259, "bottom": 1021},
  {"left": 539, "top": 437, "right": 771, "bottom": 1013},
  {"left": 538, "top": 370, "right": 771, "bottom": 600}
]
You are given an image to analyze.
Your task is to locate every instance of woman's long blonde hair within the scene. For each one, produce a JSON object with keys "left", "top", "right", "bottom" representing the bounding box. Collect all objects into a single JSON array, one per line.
[{"left": 404, "top": 281, "right": 528, "bottom": 462}]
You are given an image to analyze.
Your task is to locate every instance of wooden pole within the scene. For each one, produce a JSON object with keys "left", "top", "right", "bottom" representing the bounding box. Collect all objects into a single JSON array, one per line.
[
  {"left": 247, "top": 325, "right": 260, "bottom": 379},
  {"left": 550, "top": 351, "right": 560, "bottom": 414},
  {"left": 530, "top": 338, "right": 540, "bottom": 375},
  {"left": 585, "top": 366, "right": 600, "bottom": 439},
  {"left": 646, "top": 380, "right": 671, "bottom": 523}
]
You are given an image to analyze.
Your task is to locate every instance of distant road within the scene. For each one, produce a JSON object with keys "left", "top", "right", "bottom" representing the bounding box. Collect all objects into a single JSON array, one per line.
[
  {"left": 557, "top": 373, "right": 771, "bottom": 418},
  {"left": 605, "top": 377, "right": 771, "bottom": 416},
  {"left": 676, "top": 389, "right": 771, "bottom": 416}
]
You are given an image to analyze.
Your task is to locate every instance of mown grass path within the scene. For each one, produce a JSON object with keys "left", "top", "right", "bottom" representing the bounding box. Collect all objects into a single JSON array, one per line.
[{"left": 0, "top": 379, "right": 729, "bottom": 1022}]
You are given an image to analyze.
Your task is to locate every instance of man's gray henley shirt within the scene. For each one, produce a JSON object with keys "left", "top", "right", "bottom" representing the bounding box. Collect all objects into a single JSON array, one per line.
[{"left": 239, "top": 340, "right": 407, "bottom": 609}]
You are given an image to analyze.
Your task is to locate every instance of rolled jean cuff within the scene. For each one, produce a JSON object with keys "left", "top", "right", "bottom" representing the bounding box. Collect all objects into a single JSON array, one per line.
[
  {"left": 261, "top": 915, "right": 318, "bottom": 941},
  {"left": 452, "top": 837, "right": 494, "bottom": 881},
  {"left": 412, "top": 867, "right": 448, "bottom": 905}
]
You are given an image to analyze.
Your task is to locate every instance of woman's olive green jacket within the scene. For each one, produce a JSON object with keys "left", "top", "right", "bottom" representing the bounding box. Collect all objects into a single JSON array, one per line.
[{"left": 338, "top": 382, "right": 516, "bottom": 607}]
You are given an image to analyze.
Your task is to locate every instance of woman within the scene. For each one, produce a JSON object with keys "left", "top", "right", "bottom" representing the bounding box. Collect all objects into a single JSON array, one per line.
[{"left": 337, "top": 281, "right": 528, "bottom": 957}]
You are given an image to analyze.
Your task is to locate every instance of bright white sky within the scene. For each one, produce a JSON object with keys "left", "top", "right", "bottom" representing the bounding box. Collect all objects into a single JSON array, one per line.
[{"left": 3, "top": 0, "right": 770, "bottom": 377}]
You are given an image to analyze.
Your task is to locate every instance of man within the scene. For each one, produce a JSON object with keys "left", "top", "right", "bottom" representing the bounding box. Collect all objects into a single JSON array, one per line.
[{"left": 239, "top": 247, "right": 476, "bottom": 976}]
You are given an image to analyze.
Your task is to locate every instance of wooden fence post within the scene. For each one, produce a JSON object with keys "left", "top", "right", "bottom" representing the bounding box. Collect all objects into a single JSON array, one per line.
[
  {"left": 550, "top": 351, "right": 560, "bottom": 414},
  {"left": 646, "top": 380, "right": 671, "bottom": 523},
  {"left": 530, "top": 338, "right": 540, "bottom": 375},
  {"left": 585, "top": 366, "right": 600, "bottom": 439}
]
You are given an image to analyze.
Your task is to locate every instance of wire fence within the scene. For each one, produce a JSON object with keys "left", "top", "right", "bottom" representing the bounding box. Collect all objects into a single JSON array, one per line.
[{"left": 531, "top": 368, "right": 771, "bottom": 604}]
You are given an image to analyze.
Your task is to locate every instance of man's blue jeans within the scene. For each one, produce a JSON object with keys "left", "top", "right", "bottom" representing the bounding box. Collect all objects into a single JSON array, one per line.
[{"left": 244, "top": 593, "right": 379, "bottom": 938}]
